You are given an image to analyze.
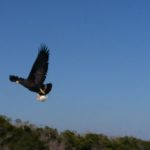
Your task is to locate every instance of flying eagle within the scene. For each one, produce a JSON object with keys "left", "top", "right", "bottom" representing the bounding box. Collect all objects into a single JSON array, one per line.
[{"left": 9, "top": 45, "right": 52, "bottom": 101}]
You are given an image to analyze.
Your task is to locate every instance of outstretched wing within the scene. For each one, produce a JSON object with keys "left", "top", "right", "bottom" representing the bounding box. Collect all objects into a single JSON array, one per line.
[{"left": 27, "top": 45, "right": 49, "bottom": 85}]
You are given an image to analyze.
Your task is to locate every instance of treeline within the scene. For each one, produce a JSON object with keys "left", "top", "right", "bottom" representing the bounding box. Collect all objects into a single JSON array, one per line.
[{"left": 0, "top": 115, "right": 150, "bottom": 150}]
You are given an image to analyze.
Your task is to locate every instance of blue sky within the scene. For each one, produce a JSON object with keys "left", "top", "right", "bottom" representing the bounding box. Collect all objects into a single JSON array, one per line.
[{"left": 0, "top": 0, "right": 150, "bottom": 140}]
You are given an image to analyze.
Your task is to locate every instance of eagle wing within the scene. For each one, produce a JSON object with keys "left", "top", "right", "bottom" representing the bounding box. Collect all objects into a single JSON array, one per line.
[{"left": 27, "top": 45, "right": 49, "bottom": 85}]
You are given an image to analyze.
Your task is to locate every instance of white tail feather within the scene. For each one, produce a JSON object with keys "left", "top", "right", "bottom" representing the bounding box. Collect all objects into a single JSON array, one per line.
[{"left": 36, "top": 94, "right": 47, "bottom": 102}]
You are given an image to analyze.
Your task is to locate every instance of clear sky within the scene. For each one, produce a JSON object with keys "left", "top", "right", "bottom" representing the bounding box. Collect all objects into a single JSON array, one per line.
[{"left": 0, "top": 0, "right": 150, "bottom": 140}]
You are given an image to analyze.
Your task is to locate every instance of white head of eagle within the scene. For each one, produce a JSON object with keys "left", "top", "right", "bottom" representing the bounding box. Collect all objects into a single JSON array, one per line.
[{"left": 9, "top": 44, "right": 52, "bottom": 101}]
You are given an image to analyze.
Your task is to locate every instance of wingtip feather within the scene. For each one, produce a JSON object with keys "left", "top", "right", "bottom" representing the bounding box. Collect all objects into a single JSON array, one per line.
[
  {"left": 39, "top": 44, "right": 49, "bottom": 54},
  {"left": 9, "top": 75, "right": 19, "bottom": 82}
]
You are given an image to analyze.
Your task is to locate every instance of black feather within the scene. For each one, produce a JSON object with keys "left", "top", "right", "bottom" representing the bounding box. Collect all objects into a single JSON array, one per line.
[
  {"left": 9, "top": 75, "right": 19, "bottom": 82},
  {"left": 45, "top": 83, "right": 52, "bottom": 94},
  {"left": 27, "top": 44, "right": 49, "bottom": 85}
]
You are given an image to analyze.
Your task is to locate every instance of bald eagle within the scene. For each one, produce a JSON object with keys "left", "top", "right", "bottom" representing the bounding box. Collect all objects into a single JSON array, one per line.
[{"left": 9, "top": 45, "right": 52, "bottom": 101}]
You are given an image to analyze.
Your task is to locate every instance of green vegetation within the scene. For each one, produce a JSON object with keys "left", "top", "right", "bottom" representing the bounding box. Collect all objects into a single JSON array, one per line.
[{"left": 0, "top": 115, "right": 150, "bottom": 150}]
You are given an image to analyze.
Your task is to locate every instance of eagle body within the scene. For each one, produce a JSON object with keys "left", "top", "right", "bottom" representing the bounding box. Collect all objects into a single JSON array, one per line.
[{"left": 9, "top": 45, "right": 52, "bottom": 101}]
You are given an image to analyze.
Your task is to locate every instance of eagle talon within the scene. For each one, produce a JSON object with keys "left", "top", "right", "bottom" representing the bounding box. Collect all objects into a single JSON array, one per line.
[{"left": 39, "top": 88, "right": 45, "bottom": 95}]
